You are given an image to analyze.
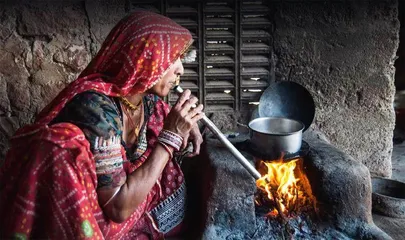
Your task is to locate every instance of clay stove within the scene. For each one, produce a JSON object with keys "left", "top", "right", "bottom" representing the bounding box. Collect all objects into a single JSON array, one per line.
[{"left": 181, "top": 129, "right": 392, "bottom": 240}]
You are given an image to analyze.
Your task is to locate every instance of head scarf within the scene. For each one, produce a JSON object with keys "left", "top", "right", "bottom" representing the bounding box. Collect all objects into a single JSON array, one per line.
[{"left": 33, "top": 10, "right": 192, "bottom": 127}]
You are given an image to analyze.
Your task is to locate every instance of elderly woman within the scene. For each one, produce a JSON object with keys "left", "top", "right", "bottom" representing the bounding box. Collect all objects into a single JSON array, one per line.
[{"left": 0, "top": 11, "right": 204, "bottom": 239}]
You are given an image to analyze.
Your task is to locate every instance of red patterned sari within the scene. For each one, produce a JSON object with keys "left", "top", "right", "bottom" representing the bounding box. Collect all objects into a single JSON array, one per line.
[{"left": 0, "top": 11, "right": 192, "bottom": 239}]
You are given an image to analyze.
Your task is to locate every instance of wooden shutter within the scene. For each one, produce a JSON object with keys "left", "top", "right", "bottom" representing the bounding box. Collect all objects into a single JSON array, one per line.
[
  {"left": 240, "top": 0, "right": 272, "bottom": 112},
  {"left": 203, "top": 0, "right": 237, "bottom": 112}
]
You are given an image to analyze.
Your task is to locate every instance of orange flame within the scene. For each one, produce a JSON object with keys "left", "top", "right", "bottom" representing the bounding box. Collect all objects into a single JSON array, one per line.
[{"left": 255, "top": 157, "right": 314, "bottom": 218}]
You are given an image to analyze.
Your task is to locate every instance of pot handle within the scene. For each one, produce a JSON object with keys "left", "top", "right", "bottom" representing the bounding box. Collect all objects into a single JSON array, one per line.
[{"left": 237, "top": 122, "right": 249, "bottom": 129}]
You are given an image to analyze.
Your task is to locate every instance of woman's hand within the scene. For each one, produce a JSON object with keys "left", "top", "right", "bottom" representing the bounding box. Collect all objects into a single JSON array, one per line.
[
  {"left": 163, "top": 90, "right": 204, "bottom": 138},
  {"left": 181, "top": 124, "right": 203, "bottom": 157}
]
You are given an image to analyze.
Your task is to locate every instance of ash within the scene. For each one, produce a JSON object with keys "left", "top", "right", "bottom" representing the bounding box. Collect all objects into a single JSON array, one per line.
[
  {"left": 252, "top": 208, "right": 352, "bottom": 240},
  {"left": 202, "top": 209, "right": 354, "bottom": 240}
]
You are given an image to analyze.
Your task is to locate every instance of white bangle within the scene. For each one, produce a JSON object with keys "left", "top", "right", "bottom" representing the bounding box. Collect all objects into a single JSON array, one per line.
[
  {"left": 158, "top": 129, "right": 183, "bottom": 151},
  {"left": 102, "top": 185, "right": 122, "bottom": 208}
]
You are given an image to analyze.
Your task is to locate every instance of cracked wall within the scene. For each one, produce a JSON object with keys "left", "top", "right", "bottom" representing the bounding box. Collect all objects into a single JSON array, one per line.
[
  {"left": 0, "top": 0, "right": 126, "bottom": 160},
  {"left": 270, "top": 1, "right": 399, "bottom": 177}
]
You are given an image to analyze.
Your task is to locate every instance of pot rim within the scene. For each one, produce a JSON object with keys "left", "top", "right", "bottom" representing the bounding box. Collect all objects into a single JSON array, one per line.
[
  {"left": 372, "top": 177, "right": 405, "bottom": 201},
  {"left": 248, "top": 117, "right": 305, "bottom": 136}
]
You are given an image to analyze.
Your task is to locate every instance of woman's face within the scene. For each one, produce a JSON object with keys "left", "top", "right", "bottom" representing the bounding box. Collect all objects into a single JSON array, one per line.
[{"left": 148, "top": 58, "right": 184, "bottom": 97}]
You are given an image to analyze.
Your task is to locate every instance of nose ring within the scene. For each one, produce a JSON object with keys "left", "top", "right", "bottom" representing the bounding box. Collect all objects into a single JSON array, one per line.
[{"left": 175, "top": 75, "right": 181, "bottom": 85}]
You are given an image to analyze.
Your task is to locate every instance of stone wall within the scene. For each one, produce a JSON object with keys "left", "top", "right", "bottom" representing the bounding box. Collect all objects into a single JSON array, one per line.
[{"left": 0, "top": 1, "right": 400, "bottom": 177}]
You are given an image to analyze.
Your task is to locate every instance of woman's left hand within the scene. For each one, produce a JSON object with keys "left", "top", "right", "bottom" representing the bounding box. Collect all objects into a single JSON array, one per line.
[{"left": 182, "top": 124, "right": 203, "bottom": 157}]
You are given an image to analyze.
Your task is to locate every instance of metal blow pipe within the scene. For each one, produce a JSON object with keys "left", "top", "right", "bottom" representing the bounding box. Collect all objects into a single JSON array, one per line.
[{"left": 173, "top": 85, "right": 262, "bottom": 180}]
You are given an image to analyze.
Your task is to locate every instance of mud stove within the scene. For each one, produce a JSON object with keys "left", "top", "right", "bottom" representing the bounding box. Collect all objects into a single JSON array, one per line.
[{"left": 181, "top": 129, "right": 391, "bottom": 240}]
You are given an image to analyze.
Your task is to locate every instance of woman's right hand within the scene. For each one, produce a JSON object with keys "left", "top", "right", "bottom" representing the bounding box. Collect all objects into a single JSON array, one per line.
[{"left": 163, "top": 89, "right": 204, "bottom": 138}]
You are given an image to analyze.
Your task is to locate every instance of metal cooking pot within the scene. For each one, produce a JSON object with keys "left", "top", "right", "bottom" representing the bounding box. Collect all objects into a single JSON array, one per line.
[{"left": 248, "top": 117, "right": 304, "bottom": 158}]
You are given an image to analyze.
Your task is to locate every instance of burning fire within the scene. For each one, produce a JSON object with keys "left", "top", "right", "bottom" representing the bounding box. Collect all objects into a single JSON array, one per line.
[{"left": 255, "top": 157, "right": 315, "bottom": 219}]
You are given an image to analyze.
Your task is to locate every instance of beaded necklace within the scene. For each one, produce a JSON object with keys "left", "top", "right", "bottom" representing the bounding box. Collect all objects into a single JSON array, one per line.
[{"left": 120, "top": 97, "right": 142, "bottom": 111}]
